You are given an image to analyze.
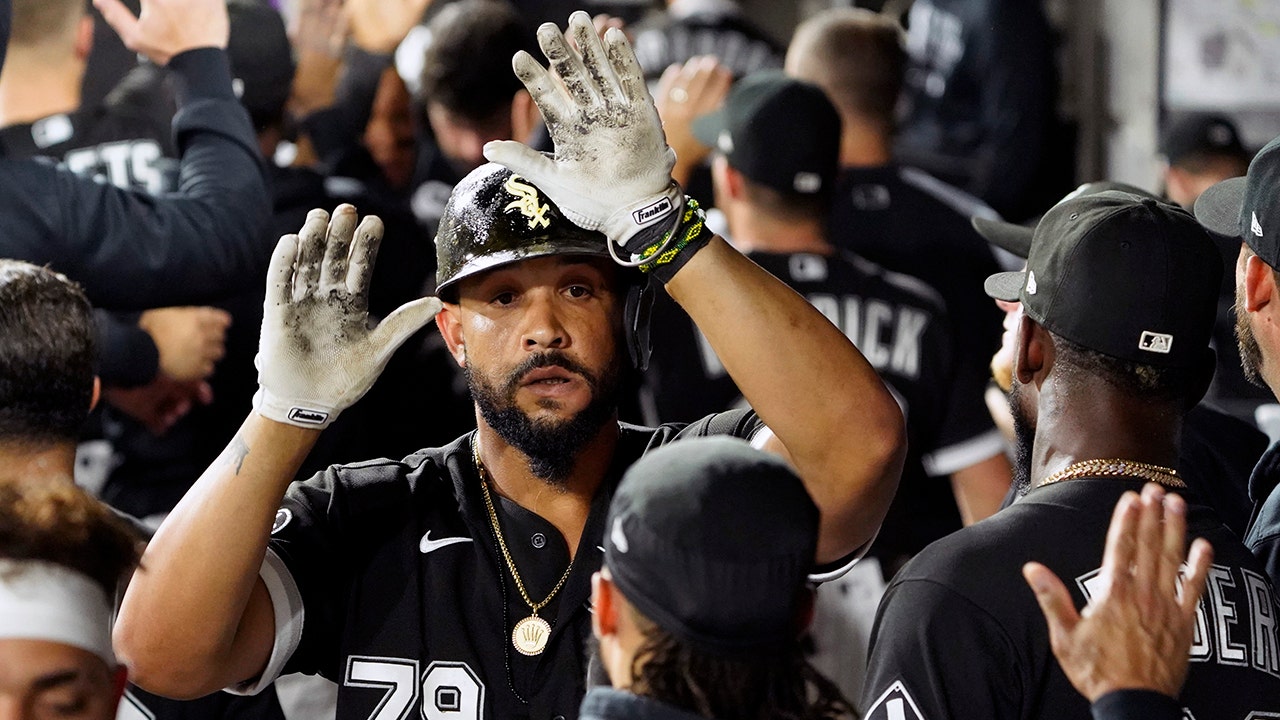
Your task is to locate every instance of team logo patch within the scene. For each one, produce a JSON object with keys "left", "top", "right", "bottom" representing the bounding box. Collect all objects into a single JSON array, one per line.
[
  {"left": 503, "top": 174, "right": 551, "bottom": 229},
  {"left": 864, "top": 680, "right": 927, "bottom": 720},
  {"left": 271, "top": 508, "right": 292, "bottom": 535},
  {"left": 1138, "top": 330, "right": 1173, "bottom": 354}
]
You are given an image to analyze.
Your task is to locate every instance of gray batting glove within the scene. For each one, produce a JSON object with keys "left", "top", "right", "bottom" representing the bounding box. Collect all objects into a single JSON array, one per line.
[
  {"left": 483, "top": 11, "right": 684, "bottom": 267},
  {"left": 255, "top": 205, "right": 442, "bottom": 429}
]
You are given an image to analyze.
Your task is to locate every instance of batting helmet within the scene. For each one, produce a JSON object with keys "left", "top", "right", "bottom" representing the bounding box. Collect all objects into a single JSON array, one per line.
[{"left": 434, "top": 162, "right": 653, "bottom": 368}]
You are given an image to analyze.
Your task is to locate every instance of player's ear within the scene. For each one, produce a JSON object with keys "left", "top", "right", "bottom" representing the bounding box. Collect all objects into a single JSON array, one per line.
[
  {"left": 1014, "top": 315, "right": 1047, "bottom": 385},
  {"left": 75, "top": 15, "right": 94, "bottom": 61},
  {"left": 90, "top": 376, "right": 101, "bottom": 412},
  {"left": 591, "top": 570, "right": 618, "bottom": 639},
  {"left": 436, "top": 303, "right": 466, "bottom": 368},
  {"left": 1243, "top": 251, "right": 1276, "bottom": 313}
]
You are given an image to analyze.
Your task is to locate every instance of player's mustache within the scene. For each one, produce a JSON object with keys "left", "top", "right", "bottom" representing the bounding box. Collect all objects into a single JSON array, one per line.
[{"left": 505, "top": 352, "right": 598, "bottom": 394}]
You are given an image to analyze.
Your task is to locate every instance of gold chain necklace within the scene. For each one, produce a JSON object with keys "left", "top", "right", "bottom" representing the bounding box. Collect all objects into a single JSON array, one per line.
[
  {"left": 473, "top": 438, "right": 573, "bottom": 657},
  {"left": 1039, "top": 458, "right": 1187, "bottom": 489}
]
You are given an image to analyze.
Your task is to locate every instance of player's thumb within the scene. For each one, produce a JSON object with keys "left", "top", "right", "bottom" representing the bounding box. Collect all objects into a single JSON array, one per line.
[
  {"left": 483, "top": 140, "right": 554, "bottom": 182},
  {"left": 369, "top": 296, "right": 443, "bottom": 358},
  {"left": 1022, "top": 561, "right": 1079, "bottom": 637}
]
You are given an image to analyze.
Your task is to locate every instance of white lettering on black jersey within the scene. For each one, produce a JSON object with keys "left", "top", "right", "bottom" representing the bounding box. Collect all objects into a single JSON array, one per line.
[
  {"left": 1076, "top": 562, "right": 1280, "bottom": 680},
  {"left": 64, "top": 139, "right": 168, "bottom": 194}
]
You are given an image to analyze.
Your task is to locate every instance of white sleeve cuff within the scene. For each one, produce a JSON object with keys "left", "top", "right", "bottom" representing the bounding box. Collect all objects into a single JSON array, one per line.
[
  {"left": 922, "top": 429, "right": 1006, "bottom": 477},
  {"left": 808, "top": 526, "right": 877, "bottom": 584},
  {"left": 226, "top": 549, "right": 305, "bottom": 696}
]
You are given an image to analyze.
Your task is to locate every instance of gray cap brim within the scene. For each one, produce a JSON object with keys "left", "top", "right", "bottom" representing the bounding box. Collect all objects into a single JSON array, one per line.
[
  {"left": 1194, "top": 176, "right": 1246, "bottom": 238},
  {"left": 971, "top": 216, "right": 1032, "bottom": 259},
  {"left": 984, "top": 270, "right": 1026, "bottom": 302}
]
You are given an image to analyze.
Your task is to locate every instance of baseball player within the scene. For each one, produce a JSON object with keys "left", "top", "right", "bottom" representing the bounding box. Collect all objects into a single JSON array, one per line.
[
  {"left": 643, "top": 69, "right": 969, "bottom": 583},
  {"left": 1197, "top": 133, "right": 1280, "bottom": 590},
  {"left": 861, "top": 191, "right": 1280, "bottom": 720},
  {"left": 115, "top": 13, "right": 904, "bottom": 720},
  {"left": 786, "top": 8, "right": 1012, "bottom": 532},
  {"left": 977, "top": 181, "right": 1265, "bottom": 536},
  {"left": 585, "top": 437, "right": 854, "bottom": 720},
  {"left": 0, "top": 476, "right": 141, "bottom": 720}
]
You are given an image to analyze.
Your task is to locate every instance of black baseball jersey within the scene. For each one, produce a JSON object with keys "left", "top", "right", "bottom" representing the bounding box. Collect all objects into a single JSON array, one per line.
[
  {"left": 0, "top": 99, "right": 177, "bottom": 195},
  {"left": 234, "top": 413, "right": 858, "bottom": 720},
  {"left": 1245, "top": 441, "right": 1280, "bottom": 593},
  {"left": 644, "top": 249, "right": 1002, "bottom": 565},
  {"left": 862, "top": 478, "right": 1280, "bottom": 720},
  {"left": 829, "top": 167, "right": 1005, "bottom": 390}
]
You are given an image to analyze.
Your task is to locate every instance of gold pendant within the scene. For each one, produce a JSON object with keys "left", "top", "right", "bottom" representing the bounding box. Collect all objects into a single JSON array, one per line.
[{"left": 512, "top": 615, "right": 551, "bottom": 656}]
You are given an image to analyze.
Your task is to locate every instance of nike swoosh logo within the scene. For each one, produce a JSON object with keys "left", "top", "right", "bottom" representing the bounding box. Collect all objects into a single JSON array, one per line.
[{"left": 419, "top": 531, "right": 473, "bottom": 555}]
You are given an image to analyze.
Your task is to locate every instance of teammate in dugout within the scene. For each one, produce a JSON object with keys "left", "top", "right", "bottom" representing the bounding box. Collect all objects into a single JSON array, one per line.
[
  {"left": 114, "top": 12, "right": 905, "bottom": 720},
  {"left": 860, "top": 191, "right": 1280, "bottom": 720}
]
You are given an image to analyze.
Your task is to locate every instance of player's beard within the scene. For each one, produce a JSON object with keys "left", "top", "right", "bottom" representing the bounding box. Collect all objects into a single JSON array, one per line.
[
  {"left": 1235, "top": 295, "right": 1268, "bottom": 388},
  {"left": 1008, "top": 378, "right": 1036, "bottom": 498},
  {"left": 467, "top": 351, "right": 621, "bottom": 487}
]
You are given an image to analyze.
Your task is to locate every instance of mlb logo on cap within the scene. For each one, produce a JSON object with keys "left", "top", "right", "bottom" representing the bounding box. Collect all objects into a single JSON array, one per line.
[{"left": 1139, "top": 331, "right": 1173, "bottom": 355}]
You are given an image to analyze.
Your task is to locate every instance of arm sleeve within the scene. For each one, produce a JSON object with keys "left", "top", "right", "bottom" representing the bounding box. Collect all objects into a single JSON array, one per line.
[
  {"left": 0, "top": 47, "right": 272, "bottom": 311},
  {"left": 861, "top": 579, "right": 1024, "bottom": 720},
  {"left": 93, "top": 311, "right": 159, "bottom": 388},
  {"left": 1090, "top": 691, "right": 1183, "bottom": 720}
]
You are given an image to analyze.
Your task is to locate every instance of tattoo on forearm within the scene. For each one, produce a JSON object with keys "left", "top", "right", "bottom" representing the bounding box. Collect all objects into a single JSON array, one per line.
[{"left": 222, "top": 434, "right": 250, "bottom": 475}]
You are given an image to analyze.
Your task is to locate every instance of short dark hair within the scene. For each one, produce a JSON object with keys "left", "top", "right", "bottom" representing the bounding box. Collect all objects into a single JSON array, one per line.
[
  {"left": 1051, "top": 332, "right": 1205, "bottom": 405},
  {"left": 740, "top": 174, "right": 832, "bottom": 224},
  {"left": 787, "top": 8, "right": 905, "bottom": 134},
  {"left": 0, "top": 260, "right": 95, "bottom": 445},
  {"left": 419, "top": 0, "right": 534, "bottom": 123},
  {"left": 627, "top": 603, "right": 853, "bottom": 720},
  {"left": 0, "top": 475, "right": 140, "bottom": 597},
  {"left": 11, "top": 0, "right": 85, "bottom": 47}
]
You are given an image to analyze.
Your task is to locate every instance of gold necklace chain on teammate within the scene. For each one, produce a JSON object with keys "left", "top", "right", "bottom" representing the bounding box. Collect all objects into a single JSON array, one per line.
[
  {"left": 1039, "top": 458, "right": 1187, "bottom": 490},
  {"left": 473, "top": 437, "right": 573, "bottom": 656}
]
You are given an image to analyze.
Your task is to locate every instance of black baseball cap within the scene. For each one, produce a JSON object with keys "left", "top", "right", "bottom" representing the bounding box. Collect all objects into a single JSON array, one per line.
[
  {"left": 1195, "top": 134, "right": 1280, "bottom": 268},
  {"left": 972, "top": 181, "right": 1158, "bottom": 258},
  {"left": 691, "top": 71, "right": 840, "bottom": 197},
  {"left": 1160, "top": 113, "right": 1248, "bottom": 166},
  {"left": 603, "top": 437, "right": 818, "bottom": 655},
  {"left": 985, "top": 191, "right": 1221, "bottom": 369},
  {"left": 227, "top": 0, "right": 295, "bottom": 127}
]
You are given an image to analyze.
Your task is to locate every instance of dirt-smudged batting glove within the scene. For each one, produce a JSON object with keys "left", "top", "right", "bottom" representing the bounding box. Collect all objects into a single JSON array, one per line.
[
  {"left": 483, "top": 12, "right": 709, "bottom": 278},
  {"left": 255, "top": 204, "right": 442, "bottom": 429}
]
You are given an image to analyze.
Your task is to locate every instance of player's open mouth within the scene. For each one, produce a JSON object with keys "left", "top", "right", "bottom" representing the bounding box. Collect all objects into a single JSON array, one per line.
[{"left": 521, "top": 367, "right": 578, "bottom": 387}]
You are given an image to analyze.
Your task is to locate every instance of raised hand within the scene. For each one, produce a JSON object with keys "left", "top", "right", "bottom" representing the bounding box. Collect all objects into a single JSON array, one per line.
[
  {"left": 483, "top": 11, "right": 685, "bottom": 266},
  {"left": 1023, "top": 484, "right": 1213, "bottom": 702},
  {"left": 345, "top": 0, "right": 435, "bottom": 54},
  {"left": 654, "top": 56, "right": 733, "bottom": 188},
  {"left": 255, "top": 205, "right": 441, "bottom": 429},
  {"left": 93, "top": 0, "right": 229, "bottom": 66}
]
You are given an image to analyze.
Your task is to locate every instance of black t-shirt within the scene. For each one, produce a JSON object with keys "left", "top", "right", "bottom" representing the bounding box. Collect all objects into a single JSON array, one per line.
[
  {"left": 644, "top": 249, "right": 1002, "bottom": 565},
  {"left": 238, "top": 413, "right": 855, "bottom": 720},
  {"left": 862, "top": 477, "right": 1280, "bottom": 720}
]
